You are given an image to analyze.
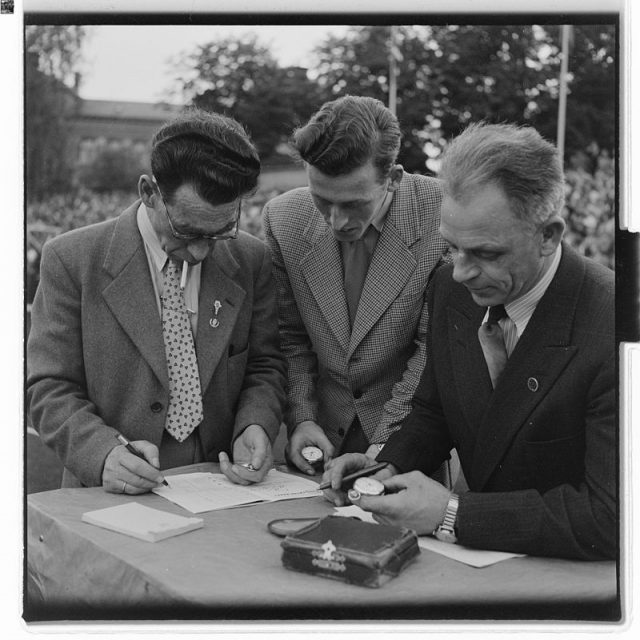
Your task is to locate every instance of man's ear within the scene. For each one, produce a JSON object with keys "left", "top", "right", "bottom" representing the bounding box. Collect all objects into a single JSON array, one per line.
[
  {"left": 138, "top": 174, "right": 157, "bottom": 207},
  {"left": 540, "top": 216, "right": 566, "bottom": 256},
  {"left": 387, "top": 164, "right": 404, "bottom": 192}
]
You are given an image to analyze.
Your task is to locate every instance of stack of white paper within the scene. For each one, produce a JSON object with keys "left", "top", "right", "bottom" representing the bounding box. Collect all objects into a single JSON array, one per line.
[{"left": 82, "top": 502, "right": 203, "bottom": 542}]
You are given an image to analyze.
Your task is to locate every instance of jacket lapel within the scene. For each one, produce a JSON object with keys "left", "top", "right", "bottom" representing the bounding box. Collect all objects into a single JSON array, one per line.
[
  {"left": 300, "top": 217, "right": 351, "bottom": 352},
  {"left": 348, "top": 182, "right": 421, "bottom": 356},
  {"left": 101, "top": 202, "right": 169, "bottom": 389},
  {"left": 469, "top": 246, "right": 583, "bottom": 490},
  {"left": 195, "top": 242, "right": 245, "bottom": 392},
  {"left": 446, "top": 299, "right": 493, "bottom": 447}
]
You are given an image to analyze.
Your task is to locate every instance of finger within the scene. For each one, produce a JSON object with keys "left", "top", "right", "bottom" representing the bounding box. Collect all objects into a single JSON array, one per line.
[
  {"left": 105, "top": 477, "right": 150, "bottom": 495},
  {"left": 381, "top": 474, "right": 412, "bottom": 493},
  {"left": 120, "top": 454, "right": 165, "bottom": 485},
  {"left": 322, "top": 488, "right": 347, "bottom": 507},
  {"left": 102, "top": 460, "right": 159, "bottom": 491},
  {"left": 130, "top": 440, "right": 161, "bottom": 469},
  {"left": 117, "top": 465, "right": 160, "bottom": 490},
  {"left": 328, "top": 454, "right": 369, "bottom": 491},
  {"left": 357, "top": 494, "right": 401, "bottom": 521},
  {"left": 288, "top": 445, "right": 315, "bottom": 475},
  {"left": 120, "top": 479, "right": 150, "bottom": 495},
  {"left": 218, "top": 452, "right": 252, "bottom": 486},
  {"left": 231, "top": 463, "right": 264, "bottom": 484},
  {"left": 248, "top": 444, "right": 270, "bottom": 472}
]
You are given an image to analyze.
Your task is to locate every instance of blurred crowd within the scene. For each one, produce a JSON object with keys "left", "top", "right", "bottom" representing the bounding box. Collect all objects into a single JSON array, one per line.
[{"left": 26, "top": 153, "right": 615, "bottom": 306}]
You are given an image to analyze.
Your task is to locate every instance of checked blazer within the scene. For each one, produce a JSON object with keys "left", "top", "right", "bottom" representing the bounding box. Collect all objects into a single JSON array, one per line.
[
  {"left": 380, "top": 245, "right": 616, "bottom": 559},
  {"left": 263, "top": 173, "right": 447, "bottom": 450}
]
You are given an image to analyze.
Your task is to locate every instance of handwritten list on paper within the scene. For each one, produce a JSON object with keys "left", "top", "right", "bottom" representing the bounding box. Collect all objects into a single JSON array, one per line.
[{"left": 152, "top": 469, "right": 322, "bottom": 514}]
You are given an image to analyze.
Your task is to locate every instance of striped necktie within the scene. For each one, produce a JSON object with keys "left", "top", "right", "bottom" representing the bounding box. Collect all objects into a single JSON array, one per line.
[{"left": 161, "top": 259, "right": 204, "bottom": 441}]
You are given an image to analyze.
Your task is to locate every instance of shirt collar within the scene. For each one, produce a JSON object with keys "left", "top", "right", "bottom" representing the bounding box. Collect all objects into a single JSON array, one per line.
[
  {"left": 370, "top": 189, "right": 393, "bottom": 233},
  {"left": 137, "top": 203, "right": 168, "bottom": 271},
  {"left": 503, "top": 244, "right": 563, "bottom": 335}
]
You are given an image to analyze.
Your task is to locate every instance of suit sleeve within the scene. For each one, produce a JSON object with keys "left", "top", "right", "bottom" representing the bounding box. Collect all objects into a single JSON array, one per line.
[
  {"left": 372, "top": 258, "right": 449, "bottom": 443},
  {"left": 27, "top": 241, "right": 120, "bottom": 487},
  {"left": 456, "top": 352, "right": 617, "bottom": 560},
  {"left": 232, "top": 242, "right": 288, "bottom": 444},
  {"left": 378, "top": 274, "right": 454, "bottom": 471},
  {"left": 262, "top": 203, "right": 320, "bottom": 435}
]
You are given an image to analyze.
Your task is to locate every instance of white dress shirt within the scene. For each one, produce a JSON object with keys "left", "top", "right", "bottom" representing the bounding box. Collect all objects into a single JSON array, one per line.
[
  {"left": 136, "top": 203, "right": 202, "bottom": 336},
  {"left": 482, "top": 244, "right": 562, "bottom": 356}
]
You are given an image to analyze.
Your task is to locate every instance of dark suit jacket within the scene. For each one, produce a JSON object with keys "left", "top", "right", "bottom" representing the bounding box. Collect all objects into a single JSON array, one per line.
[
  {"left": 380, "top": 244, "right": 616, "bottom": 559},
  {"left": 27, "top": 202, "right": 287, "bottom": 487}
]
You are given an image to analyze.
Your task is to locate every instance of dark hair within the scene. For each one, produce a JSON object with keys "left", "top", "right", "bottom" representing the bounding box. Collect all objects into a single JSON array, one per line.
[
  {"left": 439, "top": 122, "right": 565, "bottom": 226},
  {"left": 291, "top": 95, "right": 401, "bottom": 180},
  {"left": 150, "top": 107, "right": 260, "bottom": 206}
]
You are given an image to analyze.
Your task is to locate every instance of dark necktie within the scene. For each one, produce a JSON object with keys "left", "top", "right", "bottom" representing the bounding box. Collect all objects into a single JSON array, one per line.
[
  {"left": 342, "top": 226, "right": 378, "bottom": 326},
  {"left": 161, "top": 259, "right": 204, "bottom": 442},
  {"left": 477, "top": 304, "right": 508, "bottom": 388}
]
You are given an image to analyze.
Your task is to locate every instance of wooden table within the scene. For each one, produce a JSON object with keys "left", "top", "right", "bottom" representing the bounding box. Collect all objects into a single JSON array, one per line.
[{"left": 25, "top": 463, "right": 620, "bottom": 622}]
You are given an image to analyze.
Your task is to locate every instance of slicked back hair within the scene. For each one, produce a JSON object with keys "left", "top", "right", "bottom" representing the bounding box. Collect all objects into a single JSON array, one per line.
[
  {"left": 439, "top": 122, "right": 565, "bottom": 227},
  {"left": 291, "top": 95, "right": 401, "bottom": 181},
  {"left": 150, "top": 107, "right": 260, "bottom": 206}
]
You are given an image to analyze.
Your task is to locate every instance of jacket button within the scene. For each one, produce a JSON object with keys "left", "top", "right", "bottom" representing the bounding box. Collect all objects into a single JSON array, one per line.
[
  {"left": 527, "top": 377, "right": 539, "bottom": 392},
  {"left": 338, "top": 428, "right": 345, "bottom": 436},
  {"left": 150, "top": 402, "right": 163, "bottom": 413},
  {"left": 353, "top": 389, "right": 363, "bottom": 400}
]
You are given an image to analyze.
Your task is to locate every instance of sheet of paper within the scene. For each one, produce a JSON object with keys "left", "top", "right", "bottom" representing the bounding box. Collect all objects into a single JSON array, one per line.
[
  {"left": 153, "top": 469, "right": 321, "bottom": 514},
  {"left": 334, "top": 504, "right": 377, "bottom": 523},
  {"left": 153, "top": 472, "right": 261, "bottom": 513},
  {"left": 333, "top": 505, "right": 524, "bottom": 567},
  {"left": 417, "top": 536, "right": 524, "bottom": 567}
]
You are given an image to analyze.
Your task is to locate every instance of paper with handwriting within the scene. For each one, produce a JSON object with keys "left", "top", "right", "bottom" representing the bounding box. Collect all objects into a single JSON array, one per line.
[{"left": 153, "top": 469, "right": 321, "bottom": 514}]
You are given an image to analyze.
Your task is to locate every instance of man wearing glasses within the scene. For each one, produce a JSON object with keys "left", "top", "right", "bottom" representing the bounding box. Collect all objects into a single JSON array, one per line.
[{"left": 27, "top": 109, "right": 287, "bottom": 493}]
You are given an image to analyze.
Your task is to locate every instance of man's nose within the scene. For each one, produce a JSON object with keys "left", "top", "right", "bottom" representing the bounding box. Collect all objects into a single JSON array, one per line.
[
  {"left": 328, "top": 206, "right": 349, "bottom": 231},
  {"left": 452, "top": 252, "right": 480, "bottom": 283},
  {"left": 187, "top": 238, "right": 213, "bottom": 262}
]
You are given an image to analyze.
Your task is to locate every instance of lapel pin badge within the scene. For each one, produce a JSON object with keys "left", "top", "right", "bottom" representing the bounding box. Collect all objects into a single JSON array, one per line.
[{"left": 210, "top": 300, "right": 223, "bottom": 328}]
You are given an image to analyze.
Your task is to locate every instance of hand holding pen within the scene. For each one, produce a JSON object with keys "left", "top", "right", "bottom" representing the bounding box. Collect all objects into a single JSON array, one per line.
[{"left": 101, "top": 434, "right": 169, "bottom": 494}]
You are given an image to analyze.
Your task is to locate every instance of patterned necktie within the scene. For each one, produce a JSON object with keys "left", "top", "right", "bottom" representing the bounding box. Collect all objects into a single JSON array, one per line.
[
  {"left": 477, "top": 304, "right": 508, "bottom": 388},
  {"left": 342, "top": 225, "right": 378, "bottom": 326},
  {"left": 161, "top": 259, "right": 204, "bottom": 442}
]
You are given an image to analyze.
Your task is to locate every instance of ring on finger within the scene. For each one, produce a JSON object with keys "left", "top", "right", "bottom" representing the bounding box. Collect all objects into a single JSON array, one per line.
[{"left": 122, "top": 480, "right": 127, "bottom": 493}]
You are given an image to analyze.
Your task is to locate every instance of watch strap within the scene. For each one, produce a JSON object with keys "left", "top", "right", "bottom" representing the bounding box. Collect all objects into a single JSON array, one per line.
[{"left": 434, "top": 493, "right": 459, "bottom": 543}]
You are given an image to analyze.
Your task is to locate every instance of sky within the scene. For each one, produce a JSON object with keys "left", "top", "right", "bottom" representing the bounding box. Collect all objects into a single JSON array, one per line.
[{"left": 79, "top": 24, "right": 350, "bottom": 104}]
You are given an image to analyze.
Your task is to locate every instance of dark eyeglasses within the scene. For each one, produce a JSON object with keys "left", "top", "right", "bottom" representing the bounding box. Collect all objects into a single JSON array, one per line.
[{"left": 156, "top": 185, "right": 241, "bottom": 241}]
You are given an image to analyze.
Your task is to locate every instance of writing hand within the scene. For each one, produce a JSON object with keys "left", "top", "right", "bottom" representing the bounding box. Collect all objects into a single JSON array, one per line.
[{"left": 102, "top": 440, "right": 164, "bottom": 494}]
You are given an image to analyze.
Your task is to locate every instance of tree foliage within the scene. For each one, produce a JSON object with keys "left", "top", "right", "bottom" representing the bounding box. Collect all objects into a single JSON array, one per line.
[
  {"left": 25, "top": 25, "right": 87, "bottom": 200},
  {"left": 310, "top": 24, "right": 616, "bottom": 173},
  {"left": 170, "top": 34, "right": 324, "bottom": 162}
]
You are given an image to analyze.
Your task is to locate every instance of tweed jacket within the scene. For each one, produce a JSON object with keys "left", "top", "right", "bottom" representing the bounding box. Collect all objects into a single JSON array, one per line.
[
  {"left": 27, "top": 202, "right": 287, "bottom": 488},
  {"left": 380, "top": 244, "right": 616, "bottom": 560},
  {"left": 263, "top": 173, "right": 447, "bottom": 449}
]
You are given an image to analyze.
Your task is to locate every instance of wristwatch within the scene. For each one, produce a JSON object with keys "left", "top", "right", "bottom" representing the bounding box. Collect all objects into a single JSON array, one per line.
[{"left": 433, "top": 493, "right": 459, "bottom": 544}]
